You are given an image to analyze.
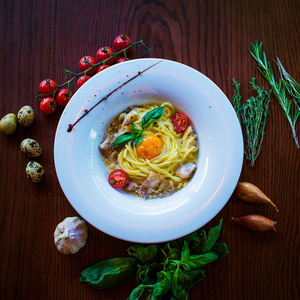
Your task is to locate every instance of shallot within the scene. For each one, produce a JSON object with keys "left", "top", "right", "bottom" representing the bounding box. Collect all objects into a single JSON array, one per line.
[
  {"left": 231, "top": 215, "right": 277, "bottom": 232},
  {"left": 234, "top": 182, "right": 279, "bottom": 212}
]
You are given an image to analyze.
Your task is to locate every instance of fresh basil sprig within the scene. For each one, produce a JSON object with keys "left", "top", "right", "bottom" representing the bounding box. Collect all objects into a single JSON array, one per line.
[
  {"left": 80, "top": 219, "right": 228, "bottom": 299},
  {"left": 113, "top": 107, "right": 164, "bottom": 148}
]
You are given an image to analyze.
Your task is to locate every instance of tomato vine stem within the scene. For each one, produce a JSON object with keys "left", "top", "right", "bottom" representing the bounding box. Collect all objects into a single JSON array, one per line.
[{"left": 36, "top": 40, "right": 151, "bottom": 100}]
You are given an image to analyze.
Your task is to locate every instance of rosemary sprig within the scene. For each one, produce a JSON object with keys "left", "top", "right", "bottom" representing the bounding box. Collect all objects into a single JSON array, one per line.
[
  {"left": 276, "top": 58, "right": 300, "bottom": 110},
  {"left": 232, "top": 78, "right": 271, "bottom": 167},
  {"left": 249, "top": 42, "right": 300, "bottom": 148},
  {"left": 36, "top": 39, "right": 151, "bottom": 100}
]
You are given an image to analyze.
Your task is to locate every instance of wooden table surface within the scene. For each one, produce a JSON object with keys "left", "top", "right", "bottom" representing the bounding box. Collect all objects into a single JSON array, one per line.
[{"left": 1, "top": 0, "right": 299, "bottom": 299}]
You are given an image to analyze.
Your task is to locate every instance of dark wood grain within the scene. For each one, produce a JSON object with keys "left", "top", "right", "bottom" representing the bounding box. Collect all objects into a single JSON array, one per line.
[{"left": 0, "top": 0, "right": 299, "bottom": 299}]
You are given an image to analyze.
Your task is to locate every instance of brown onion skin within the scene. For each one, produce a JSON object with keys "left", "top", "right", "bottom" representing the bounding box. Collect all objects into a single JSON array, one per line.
[
  {"left": 234, "top": 182, "right": 279, "bottom": 212},
  {"left": 231, "top": 215, "right": 277, "bottom": 232}
]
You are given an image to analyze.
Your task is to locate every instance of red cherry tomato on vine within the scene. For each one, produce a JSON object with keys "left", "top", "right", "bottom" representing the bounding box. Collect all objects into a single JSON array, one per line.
[
  {"left": 171, "top": 113, "right": 189, "bottom": 132},
  {"left": 77, "top": 75, "right": 91, "bottom": 89},
  {"left": 56, "top": 89, "right": 73, "bottom": 107},
  {"left": 79, "top": 56, "right": 97, "bottom": 74},
  {"left": 39, "top": 79, "right": 57, "bottom": 95},
  {"left": 117, "top": 57, "right": 128, "bottom": 63},
  {"left": 108, "top": 169, "right": 127, "bottom": 188},
  {"left": 96, "top": 47, "right": 115, "bottom": 65},
  {"left": 114, "top": 34, "right": 132, "bottom": 52},
  {"left": 97, "top": 64, "right": 110, "bottom": 73},
  {"left": 40, "top": 97, "right": 57, "bottom": 115}
]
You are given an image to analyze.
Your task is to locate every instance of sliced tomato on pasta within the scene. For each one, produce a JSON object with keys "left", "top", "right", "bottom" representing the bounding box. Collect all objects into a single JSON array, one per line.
[
  {"left": 171, "top": 113, "right": 188, "bottom": 132},
  {"left": 108, "top": 169, "right": 127, "bottom": 188}
]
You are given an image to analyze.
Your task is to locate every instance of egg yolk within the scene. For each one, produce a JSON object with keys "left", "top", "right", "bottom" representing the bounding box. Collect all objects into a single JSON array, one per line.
[{"left": 136, "top": 134, "right": 163, "bottom": 159}]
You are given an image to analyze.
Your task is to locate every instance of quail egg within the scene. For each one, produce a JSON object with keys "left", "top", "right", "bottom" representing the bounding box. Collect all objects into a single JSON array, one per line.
[
  {"left": 26, "top": 161, "right": 45, "bottom": 183},
  {"left": 0, "top": 113, "right": 17, "bottom": 135},
  {"left": 17, "top": 106, "right": 35, "bottom": 127},
  {"left": 20, "top": 138, "right": 42, "bottom": 157}
]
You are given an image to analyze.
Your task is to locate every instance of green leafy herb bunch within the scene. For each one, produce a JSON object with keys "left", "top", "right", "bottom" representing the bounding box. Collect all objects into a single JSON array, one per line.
[{"left": 80, "top": 219, "right": 228, "bottom": 299}]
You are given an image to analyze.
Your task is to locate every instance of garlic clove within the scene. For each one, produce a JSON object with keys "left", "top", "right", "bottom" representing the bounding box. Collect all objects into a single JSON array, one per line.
[{"left": 54, "top": 217, "right": 88, "bottom": 254}]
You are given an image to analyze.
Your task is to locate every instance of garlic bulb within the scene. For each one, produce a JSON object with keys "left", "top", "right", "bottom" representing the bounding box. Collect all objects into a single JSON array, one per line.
[{"left": 54, "top": 217, "right": 88, "bottom": 254}]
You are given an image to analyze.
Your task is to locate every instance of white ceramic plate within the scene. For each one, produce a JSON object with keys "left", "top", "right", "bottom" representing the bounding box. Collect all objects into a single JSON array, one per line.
[{"left": 54, "top": 58, "right": 243, "bottom": 243}]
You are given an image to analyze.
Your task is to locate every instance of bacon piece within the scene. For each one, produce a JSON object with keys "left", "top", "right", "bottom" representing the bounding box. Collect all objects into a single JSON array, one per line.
[
  {"left": 127, "top": 181, "right": 140, "bottom": 192},
  {"left": 160, "top": 179, "right": 174, "bottom": 192},
  {"left": 137, "top": 172, "right": 164, "bottom": 199},
  {"left": 122, "top": 109, "right": 138, "bottom": 127},
  {"left": 99, "top": 126, "right": 128, "bottom": 152},
  {"left": 175, "top": 163, "right": 196, "bottom": 179},
  {"left": 159, "top": 179, "right": 174, "bottom": 197},
  {"left": 99, "top": 136, "right": 112, "bottom": 151}
]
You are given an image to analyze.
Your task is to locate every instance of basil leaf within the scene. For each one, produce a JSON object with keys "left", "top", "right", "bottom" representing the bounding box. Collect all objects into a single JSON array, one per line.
[
  {"left": 138, "top": 262, "right": 162, "bottom": 285},
  {"left": 141, "top": 107, "right": 164, "bottom": 129},
  {"left": 131, "top": 122, "right": 141, "bottom": 133},
  {"left": 184, "top": 252, "right": 218, "bottom": 270},
  {"left": 202, "top": 218, "right": 223, "bottom": 253},
  {"left": 127, "top": 282, "right": 165, "bottom": 300},
  {"left": 127, "top": 285, "right": 148, "bottom": 300},
  {"left": 131, "top": 122, "right": 144, "bottom": 139},
  {"left": 79, "top": 257, "right": 138, "bottom": 290},
  {"left": 212, "top": 242, "right": 229, "bottom": 260},
  {"left": 171, "top": 265, "right": 180, "bottom": 297},
  {"left": 181, "top": 268, "right": 206, "bottom": 290},
  {"left": 134, "top": 132, "right": 146, "bottom": 148},
  {"left": 113, "top": 132, "right": 136, "bottom": 147},
  {"left": 157, "top": 270, "right": 172, "bottom": 294},
  {"left": 127, "top": 244, "right": 158, "bottom": 262},
  {"left": 180, "top": 240, "right": 190, "bottom": 261}
]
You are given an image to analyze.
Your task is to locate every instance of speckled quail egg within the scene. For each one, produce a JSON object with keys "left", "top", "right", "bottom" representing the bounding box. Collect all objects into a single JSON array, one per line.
[
  {"left": 26, "top": 161, "right": 45, "bottom": 183},
  {"left": 20, "top": 138, "right": 42, "bottom": 157},
  {"left": 0, "top": 113, "right": 17, "bottom": 135},
  {"left": 17, "top": 106, "right": 35, "bottom": 127}
]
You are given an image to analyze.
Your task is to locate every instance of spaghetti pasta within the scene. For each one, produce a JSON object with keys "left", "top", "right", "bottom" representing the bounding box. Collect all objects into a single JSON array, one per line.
[{"left": 99, "top": 102, "right": 199, "bottom": 199}]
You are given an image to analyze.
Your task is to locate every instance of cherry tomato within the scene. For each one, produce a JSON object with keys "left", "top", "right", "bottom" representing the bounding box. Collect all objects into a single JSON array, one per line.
[
  {"left": 171, "top": 113, "right": 189, "bottom": 132},
  {"left": 39, "top": 79, "right": 57, "bottom": 95},
  {"left": 114, "top": 34, "right": 132, "bottom": 52},
  {"left": 108, "top": 169, "right": 127, "bottom": 188},
  {"left": 77, "top": 75, "right": 91, "bottom": 89},
  {"left": 117, "top": 57, "right": 128, "bottom": 63},
  {"left": 79, "top": 56, "right": 97, "bottom": 74},
  {"left": 40, "top": 97, "right": 57, "bottom": 115},
  {"left": 96, "top": 47, "right": 115, "bottom": 65},
  {"left": 56, "top": 89, "right": 73, "bottom": 107},
  {"left": 96, "top": 64, "right": 110, "bottom": 73}
]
